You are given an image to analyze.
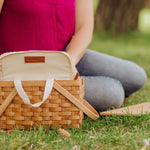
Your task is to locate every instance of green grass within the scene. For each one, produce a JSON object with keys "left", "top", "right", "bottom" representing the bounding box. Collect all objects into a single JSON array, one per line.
[
  {"left": 1, "top": 6, "right": 150, "bottom": 150},
  {"left": 0, "top": 115, "right": 150, "bottom": 150}
]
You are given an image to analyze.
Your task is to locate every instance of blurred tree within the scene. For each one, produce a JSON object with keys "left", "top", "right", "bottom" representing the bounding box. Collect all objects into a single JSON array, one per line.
[
  {"left": 95, "top": 0, "right": 146, "bottom": 34},
  {"left": 145, "top": 0, "right": 150, "bottom": 8}
]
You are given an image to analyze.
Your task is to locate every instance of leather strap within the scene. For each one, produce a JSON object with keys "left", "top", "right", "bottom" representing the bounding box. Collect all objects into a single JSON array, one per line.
[
  {"left": 74, "top": 72, "right": 79, "bottom": 80},
  {"left": 53, "top": 81, "right": 99, "bottom": 120}
]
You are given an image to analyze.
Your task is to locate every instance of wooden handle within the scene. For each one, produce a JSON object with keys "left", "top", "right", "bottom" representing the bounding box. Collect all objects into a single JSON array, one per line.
[
  {"left": 0, "top": 88, "right": 17, "bottom": 116},
  {"left": 53, "top": 81, "right": 99, "bottom": 120}
]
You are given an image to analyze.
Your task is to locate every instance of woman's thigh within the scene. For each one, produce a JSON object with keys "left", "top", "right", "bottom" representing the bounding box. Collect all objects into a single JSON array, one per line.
[{"left": 76, "top": 49, "right": 147, "bottom": 96}]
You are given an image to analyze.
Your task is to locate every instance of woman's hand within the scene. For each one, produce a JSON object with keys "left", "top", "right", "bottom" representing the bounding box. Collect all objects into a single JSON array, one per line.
[
  {"left": 0, "top": 0, "right": 4, "bottom": 13},
  {"left": 66, "top": 0, "right": 94, "bottom": 65}
]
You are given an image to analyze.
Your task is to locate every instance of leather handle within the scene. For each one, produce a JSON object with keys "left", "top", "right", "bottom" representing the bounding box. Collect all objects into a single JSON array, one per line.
[{"left": 53, "top": 81, "right": 99, "bottom": 120}]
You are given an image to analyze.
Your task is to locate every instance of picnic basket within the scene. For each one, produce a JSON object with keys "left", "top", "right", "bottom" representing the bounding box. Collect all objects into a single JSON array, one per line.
[{"left": 0, "top": 51, "right": 99, "bottom": 130}]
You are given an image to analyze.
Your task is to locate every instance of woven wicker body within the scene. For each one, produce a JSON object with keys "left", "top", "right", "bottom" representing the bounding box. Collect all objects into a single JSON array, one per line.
[{"left": 0, "top": 78, "right": 84, "bottom": 130}]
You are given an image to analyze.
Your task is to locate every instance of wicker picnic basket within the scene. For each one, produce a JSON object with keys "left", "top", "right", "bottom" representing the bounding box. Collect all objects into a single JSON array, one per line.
[
  {"left": 0, "top": 78, "right": 85, "bottom": 130},
  {"left": 0, "top": 51, "right": 99, "bottom": 130}
]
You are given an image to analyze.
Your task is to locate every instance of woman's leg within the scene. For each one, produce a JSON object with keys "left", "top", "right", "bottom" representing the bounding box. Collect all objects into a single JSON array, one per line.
[
  {"left": 76, "top": 49, "right": 147, "bottom": 97},
  {"left": 83, "top": 76, "right": 124, "bottom": 112}
]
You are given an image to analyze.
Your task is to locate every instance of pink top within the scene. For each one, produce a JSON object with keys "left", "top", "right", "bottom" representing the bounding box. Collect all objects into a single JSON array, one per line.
[{"left": 0, "top": 0, "right": 75, "bottom": 55}]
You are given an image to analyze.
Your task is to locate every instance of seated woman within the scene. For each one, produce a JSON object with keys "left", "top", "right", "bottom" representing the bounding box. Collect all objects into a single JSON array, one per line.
[{"left": 0, "top": 0, "right": 147, "bottom": 112}]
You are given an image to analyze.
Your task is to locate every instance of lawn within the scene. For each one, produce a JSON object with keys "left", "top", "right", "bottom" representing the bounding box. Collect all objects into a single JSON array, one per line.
[{"left": 0, "top": 7, "right": 150, "bottom": 150}]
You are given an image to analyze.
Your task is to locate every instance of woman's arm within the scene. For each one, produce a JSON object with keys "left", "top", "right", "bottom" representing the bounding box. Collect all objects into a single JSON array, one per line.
[
  {"left": 66, "top": 0, "right": 94, "bottom": 65},
  {"left": 0, "top": 0, "right": 4, "bottom": 13}
]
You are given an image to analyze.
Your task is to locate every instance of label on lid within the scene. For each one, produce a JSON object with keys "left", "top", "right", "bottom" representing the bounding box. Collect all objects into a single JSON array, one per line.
[{"left": 24, "top": 56, "right": 45, "bottom": 63}]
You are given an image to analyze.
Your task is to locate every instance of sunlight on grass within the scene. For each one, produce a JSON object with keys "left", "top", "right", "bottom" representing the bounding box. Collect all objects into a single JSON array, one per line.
[{"left": 139, "top": 9, "right": 150, "bottom": 33}]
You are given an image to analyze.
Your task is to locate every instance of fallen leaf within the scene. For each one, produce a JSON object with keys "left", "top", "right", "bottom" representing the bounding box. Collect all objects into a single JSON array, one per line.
[{"left": 57, "top": 128, "right": 71, "bottom": 137}]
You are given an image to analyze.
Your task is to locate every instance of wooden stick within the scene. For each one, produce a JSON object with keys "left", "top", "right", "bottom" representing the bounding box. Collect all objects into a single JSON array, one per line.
[
  {"left": 53, "top": 81, "right": 99, "bottom": 120},
  {"left": 0, "top": 88, "right": 17, "bottom": 116}
]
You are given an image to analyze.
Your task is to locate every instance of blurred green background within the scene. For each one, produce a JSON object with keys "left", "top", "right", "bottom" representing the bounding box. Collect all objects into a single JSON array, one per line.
[{"left": 91, "top": 0, "right": 150, "bottom": 78}]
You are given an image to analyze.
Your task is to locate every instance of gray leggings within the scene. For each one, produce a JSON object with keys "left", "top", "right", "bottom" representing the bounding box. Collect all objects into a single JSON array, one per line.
[{"left": 76, "top": 49, "right": 147, "bottom": 112}]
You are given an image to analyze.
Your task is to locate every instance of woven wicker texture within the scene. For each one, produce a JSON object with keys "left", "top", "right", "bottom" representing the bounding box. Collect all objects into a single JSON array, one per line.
[
  {"left": 0, "top": 78, "right": 84, "bottom": 130},
  {"left": 100, "top": 102, "right": 150, "bottom": 116}
]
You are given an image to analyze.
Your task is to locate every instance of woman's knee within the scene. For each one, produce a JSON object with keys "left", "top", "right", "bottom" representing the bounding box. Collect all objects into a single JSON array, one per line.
[
  {"left": 83, "top": 76, "right": 125, "bottom": 112},
  {"left": 123, "top": 61, "right": 147, "bottom": 97}
]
